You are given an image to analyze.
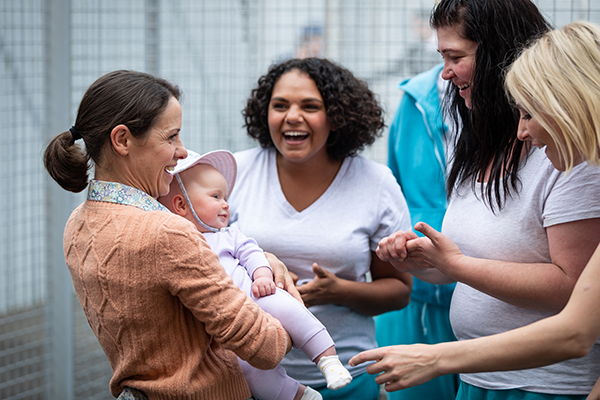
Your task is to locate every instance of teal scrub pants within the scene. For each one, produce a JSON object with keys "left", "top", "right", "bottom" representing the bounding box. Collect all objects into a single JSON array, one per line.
[{"left": 456, "top": 381, "right": 587, "bottom": 400}]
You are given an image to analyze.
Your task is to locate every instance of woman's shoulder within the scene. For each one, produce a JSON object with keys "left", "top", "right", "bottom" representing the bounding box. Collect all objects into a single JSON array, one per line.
[
  {"left": 346, "top": 155, "right": 396, "bottom": 181},
  {"left": 76, "top": 203, "right": 208, "bottom": 255},
  {"left": 524, "top": 147, "right": 600, "bottom": 184},
  {"left": 149, "top": 212, "right": 218, "bottom": 263},
  {"left": 341, "top": 156, "right": 405, "bottom": 206},
  {"left": 520, "top": 148, "right": 600, "bottom": 224},
  {"left": 153, "top": 210, "right": 201, "bottom": 236},
  {"left": 132, "top": 209, "right": 203, "bottom": 245},
  {"left": 234, "top": 147, "right": 270, "bottom": 169}
]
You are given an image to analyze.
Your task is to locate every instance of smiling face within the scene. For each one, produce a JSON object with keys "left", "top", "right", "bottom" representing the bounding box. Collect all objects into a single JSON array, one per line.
[
  {"left": 267, "top": 69, "right": 332, "bottom": 165},
  {"left": 128, "top": 96, "right": 187, "bottom": 198},
  {"left": 179, "top": 164, "right": 230, "bottom": 231},
  {"left": 437, "top": 24, "right": 478, "bottom": 109}
]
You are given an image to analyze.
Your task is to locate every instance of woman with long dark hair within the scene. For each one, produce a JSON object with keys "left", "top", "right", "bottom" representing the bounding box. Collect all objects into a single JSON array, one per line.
[
  {"left": 352, "top": 20, "right": 600, "bottom": 399},
  {"left": 353, "top": 1, "right": 600, "bottom": 399}
]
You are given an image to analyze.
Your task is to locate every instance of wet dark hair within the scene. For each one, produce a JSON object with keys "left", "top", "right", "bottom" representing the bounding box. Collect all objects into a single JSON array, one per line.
[
  {"left": 243, "top": 58, "right": 385, "bottom": 161},
  {"left": 431, "top": 0, "right": 551, "bottom": 210},
  {"left": 43, "top": 70, "right": 181, "bottom": 193}
]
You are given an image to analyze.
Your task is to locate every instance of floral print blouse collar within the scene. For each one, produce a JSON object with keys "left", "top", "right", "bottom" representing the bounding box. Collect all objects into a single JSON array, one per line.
[{"left": 87, "top": 180, "right": 169, "bottom": 212}]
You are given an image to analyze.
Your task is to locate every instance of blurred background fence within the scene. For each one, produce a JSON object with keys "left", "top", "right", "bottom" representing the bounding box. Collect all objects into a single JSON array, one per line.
[{"left": 1, "top": 0, "right": 599, "bottom": 399}]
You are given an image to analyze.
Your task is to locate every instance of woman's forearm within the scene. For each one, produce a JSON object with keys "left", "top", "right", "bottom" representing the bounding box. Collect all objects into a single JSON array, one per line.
[
  {"left": 440, "top": 245, "right": 600, "bottom": 375},
  {"left": 406, "top": 219, "right": 600, "bottom": 313},
  {"left": 437, "top": 318, "right": 589, "bottom": 376},
  {"left": 445, "top": 256, "right": 576, "bottom": 312},
  {"left": 351, "top": 305, "right": 596, "bottom": 390},
  {"left": 342, "top": 255, "right": 412, "bottom": 316},
  {"left": 351, "top": 245, "right": 600, "bottom": 391},
  {"left": 336, "top": 277, "right": 412, "bottom": 316},
  {"left": 298, "top": 256, "right": 412, "bottom": 316}
]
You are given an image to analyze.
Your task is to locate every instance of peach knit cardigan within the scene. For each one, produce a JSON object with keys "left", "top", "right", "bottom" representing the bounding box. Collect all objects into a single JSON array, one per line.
[{"left": 64, "top": 199, "right": 288, "bottom": 400}]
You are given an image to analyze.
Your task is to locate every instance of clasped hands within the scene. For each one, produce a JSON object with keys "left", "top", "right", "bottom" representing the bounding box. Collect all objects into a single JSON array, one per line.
[{"left": 376, "top": 221, "right": 462, "bottom": 276}]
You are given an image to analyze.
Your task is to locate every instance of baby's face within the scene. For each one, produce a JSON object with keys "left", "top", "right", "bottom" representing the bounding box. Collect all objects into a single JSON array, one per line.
[{"left": 181, "top": 164, "right": 230, "bottom": 230}]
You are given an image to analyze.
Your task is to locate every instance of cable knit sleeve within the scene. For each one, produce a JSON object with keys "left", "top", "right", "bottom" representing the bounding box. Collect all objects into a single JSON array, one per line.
[{"left": 154, "top": 214, "right": 289, "bottom": 369}]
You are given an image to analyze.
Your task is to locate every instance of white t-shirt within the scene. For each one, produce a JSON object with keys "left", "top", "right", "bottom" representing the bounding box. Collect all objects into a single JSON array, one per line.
[
  {"left": 446, "top": 147, "right": 600, "bottom": 394},
  {"left": 229, "top": 147, "right": 411, "bottom": 385}
]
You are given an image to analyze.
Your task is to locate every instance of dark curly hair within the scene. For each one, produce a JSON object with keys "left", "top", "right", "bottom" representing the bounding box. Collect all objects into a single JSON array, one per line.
[{"left": 243, "top": 58, "right": 385, "bottom": 161}]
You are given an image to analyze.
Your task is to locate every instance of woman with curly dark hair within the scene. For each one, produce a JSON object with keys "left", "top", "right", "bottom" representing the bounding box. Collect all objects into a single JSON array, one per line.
[
  {"left": 243, "top": 57, "right": 385, "bottom": 162},
  {"left": 228, "top": 57, "right": 413, "bottom": 400}
]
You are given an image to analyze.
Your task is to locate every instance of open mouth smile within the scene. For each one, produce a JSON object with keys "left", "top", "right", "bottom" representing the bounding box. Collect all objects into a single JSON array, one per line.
[{"left": 284, "top": 131, "right": 309, "bottom": 142}]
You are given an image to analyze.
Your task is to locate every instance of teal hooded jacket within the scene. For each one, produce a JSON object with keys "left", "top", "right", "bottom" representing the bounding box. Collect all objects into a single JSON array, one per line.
[{"left": 388, "top": 63, "right": 455, "bottom": 306}]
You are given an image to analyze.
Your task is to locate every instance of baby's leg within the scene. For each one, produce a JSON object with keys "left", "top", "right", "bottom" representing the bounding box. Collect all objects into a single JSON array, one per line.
[
  {"left": 239, "top": 359, "right": 297, "bottom": 400},
  {"left": 253, "top": 288, "right": 333, "bottom": 360},
  {"left": 238, "top": 359, "right": 322, "bottom": 400},
  {"left": 253, "top": 289, "right": 352, "bottom": 390}
]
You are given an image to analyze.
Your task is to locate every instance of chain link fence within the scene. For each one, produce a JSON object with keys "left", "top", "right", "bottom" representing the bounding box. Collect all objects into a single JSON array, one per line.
[{"left": 1, "top": 0, "right": 598, "bottom": 398}]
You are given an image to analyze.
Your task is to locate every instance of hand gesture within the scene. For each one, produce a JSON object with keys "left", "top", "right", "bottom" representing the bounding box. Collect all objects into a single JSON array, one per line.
[
  {"left": 405, "top": 222, "right": 464, "bottom": 275},
  {"left": 376, "top": 229, "right": 428, "bottom": 273},
  {"left": 297, "top": 263, "right": 339, "bottom": 308},
  {"left": 348, "top": 344, "right": 441, "bottom": 392}
]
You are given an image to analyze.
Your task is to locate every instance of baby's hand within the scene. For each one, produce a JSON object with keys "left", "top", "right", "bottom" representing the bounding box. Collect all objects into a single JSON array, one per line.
[
  {"left": 252, "top": 266, "right": 276, "bottom": 298},
  {"left": 252, "top": 276, "right": 276, "bottom": 298}
]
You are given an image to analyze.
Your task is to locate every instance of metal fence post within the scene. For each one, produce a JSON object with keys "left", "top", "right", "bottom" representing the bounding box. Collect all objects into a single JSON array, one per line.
[
  {"left": 146, "top": 0, "right": 161, "bottom": 76},
  {"left": 45, "top": 0, "right": 74, "bottom": 398}
]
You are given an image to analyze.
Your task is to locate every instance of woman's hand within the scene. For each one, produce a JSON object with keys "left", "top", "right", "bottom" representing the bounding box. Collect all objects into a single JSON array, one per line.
[
  {"left": 349, "top": 344, "right": 441, "bottom": 392},
  {"left": 377, "top": 223, "right": 460, "bottom": 285},
  {"left": 296, "top": 257, "right": 412, "bottom": 315},
  {"left": 264, "top": 251, "right": 303, "bottom": 303},
  {"left": 296, "top": 263, "right": 340, "bottom": 308},
  {"left": 376, "top": 229, "right": 419, "bottom": 266},
  {"left": 405, "top": 222, "right": 465, "bottom": 274},
  {"left": 376, "top": 229, "right": 433, "bottom": 274}
]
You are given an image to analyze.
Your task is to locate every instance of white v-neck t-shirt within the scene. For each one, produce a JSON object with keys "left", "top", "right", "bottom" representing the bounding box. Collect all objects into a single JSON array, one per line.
[{"left": 229, "top": 147, "right": 411, "bottom": 385}]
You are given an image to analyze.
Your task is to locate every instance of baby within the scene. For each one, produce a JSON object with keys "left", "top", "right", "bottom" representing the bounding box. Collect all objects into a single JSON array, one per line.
[{"left": 158, "top": 150, "right": 352, "bottom": 400}]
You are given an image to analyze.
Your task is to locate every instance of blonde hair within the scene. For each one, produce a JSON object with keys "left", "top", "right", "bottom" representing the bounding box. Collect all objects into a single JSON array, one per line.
[{"left": 505, "top": 21, "right": 600, "bottom": 172}]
